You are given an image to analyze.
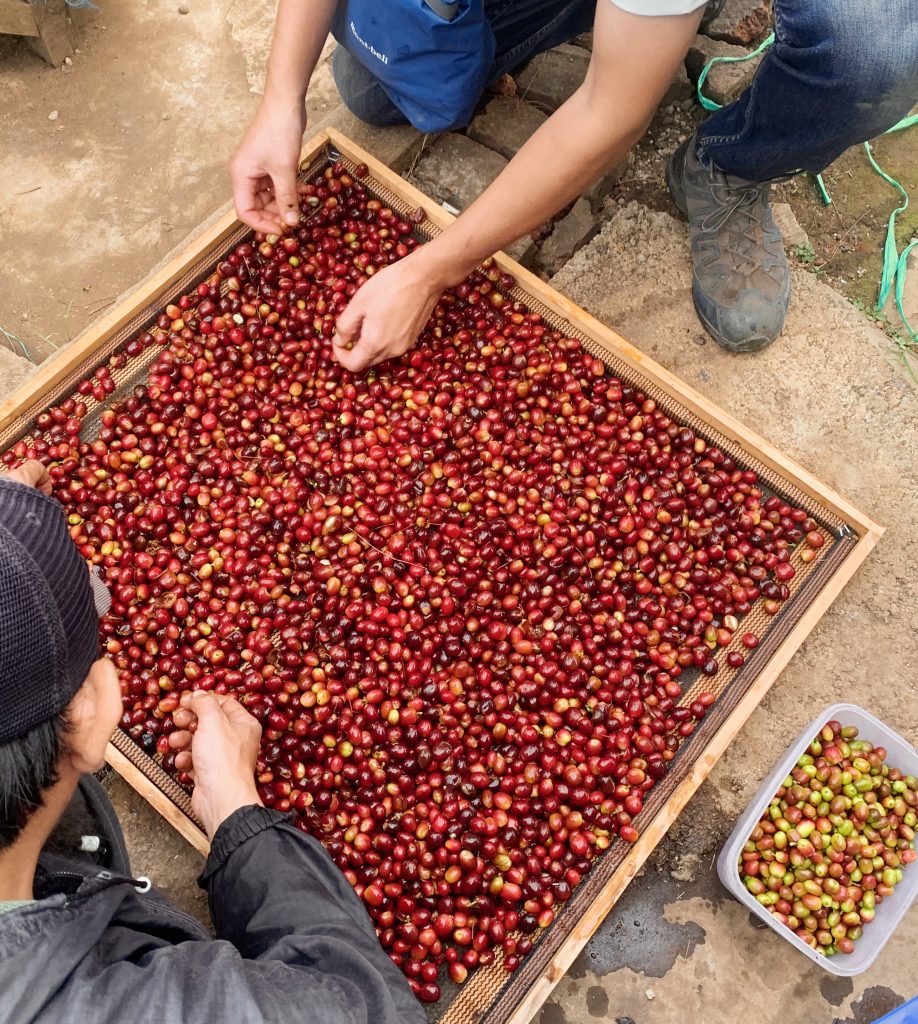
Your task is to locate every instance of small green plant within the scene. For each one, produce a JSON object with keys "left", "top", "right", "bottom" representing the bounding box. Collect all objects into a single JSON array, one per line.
[
  {"left": 794, "top": 243, "right": 817, "bottom": 265},
  {"left": 792, "top": 243, "right": 826, "bottom": 278}
]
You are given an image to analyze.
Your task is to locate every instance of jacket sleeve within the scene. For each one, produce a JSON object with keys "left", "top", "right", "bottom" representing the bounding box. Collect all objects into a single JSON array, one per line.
[{"left": 199, "top": 805, "right": 425, "bottom": 1024}]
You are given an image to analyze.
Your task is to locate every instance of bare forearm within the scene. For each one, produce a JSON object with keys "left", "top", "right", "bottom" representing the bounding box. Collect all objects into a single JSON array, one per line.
[
  {"left": 418, "top": 5, "right": 701, "bottom": 286},
  {"left": 264, "top": 0, "right": 339, "bottom": 106},
  {"left": 420, "top": 93, "right": 640, "bottom": 283}
]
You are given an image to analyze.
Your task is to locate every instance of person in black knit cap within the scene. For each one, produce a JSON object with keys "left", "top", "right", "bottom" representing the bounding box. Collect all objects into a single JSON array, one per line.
[{"left": 0, "top": 461, "right": 424, "bottom": 1024}]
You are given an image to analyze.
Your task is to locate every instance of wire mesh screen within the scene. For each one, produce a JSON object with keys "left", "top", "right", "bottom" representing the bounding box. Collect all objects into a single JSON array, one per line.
[{"left": 0, "top": 140, "right": 860, "bottom": 1024}]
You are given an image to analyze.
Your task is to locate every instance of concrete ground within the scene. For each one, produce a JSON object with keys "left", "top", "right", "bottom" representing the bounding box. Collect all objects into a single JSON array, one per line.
[{"left": 2, "top": 4, "right": 917, "bottom": 1023}]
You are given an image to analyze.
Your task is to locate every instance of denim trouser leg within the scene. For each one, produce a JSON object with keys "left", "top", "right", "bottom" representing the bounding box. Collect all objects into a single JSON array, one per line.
[
  {"left": 486, "top": 0, "right": 596, "bottom": 80},
  {"left": 333, "top": 0, "right": 596, "bottom": 129},
  {"left": 332, "top": 46, "right": 412, "bottom": 128},
  {"left": 697, "top": 0, "right": 918, "bottom": 181}
]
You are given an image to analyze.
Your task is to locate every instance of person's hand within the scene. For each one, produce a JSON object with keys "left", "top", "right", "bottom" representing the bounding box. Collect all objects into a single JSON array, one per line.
[
  {"left": 1, "top": 459, "right": 52, "bottom": 495},
  {"left": 230, "top": 98, "right": 308, "bottom": 234},
  {"left": 168, "top": 692, "right": 263, "bottom": 839},
  {"left": 332, "top": 251, "right": 449, "bottom": 372}
]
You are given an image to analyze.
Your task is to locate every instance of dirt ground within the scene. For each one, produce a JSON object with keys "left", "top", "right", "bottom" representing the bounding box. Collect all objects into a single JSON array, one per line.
[
  {"left": 2, "top": 4, "right": 917, "bottom": 1024},
  {"left": 614, "top": 99, "right": 918, "bottom": 356}
]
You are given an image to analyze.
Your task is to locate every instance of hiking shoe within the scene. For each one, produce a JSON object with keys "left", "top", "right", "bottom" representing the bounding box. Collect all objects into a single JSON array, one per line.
[{"left": 666, "top": 134, "right": 790, "bottom": 352}]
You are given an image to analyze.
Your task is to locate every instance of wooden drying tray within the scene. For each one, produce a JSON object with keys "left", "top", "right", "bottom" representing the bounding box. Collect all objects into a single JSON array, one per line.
[{"left": 0, "top": 127, "right": 883, "bottom": 1024}]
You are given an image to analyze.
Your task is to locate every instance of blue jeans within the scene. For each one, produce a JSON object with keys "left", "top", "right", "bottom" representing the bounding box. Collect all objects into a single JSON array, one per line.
[
  {"left": 334, "top": 0, "right": 918, "bottom": 183},
  {"left": 698, "top": 0, "right": 918, "bottom": 180}
]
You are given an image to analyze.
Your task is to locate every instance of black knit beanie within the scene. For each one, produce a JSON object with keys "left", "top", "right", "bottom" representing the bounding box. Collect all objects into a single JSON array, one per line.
[{"left": 0, "top": 479, "right": 99, "bottom": 743}]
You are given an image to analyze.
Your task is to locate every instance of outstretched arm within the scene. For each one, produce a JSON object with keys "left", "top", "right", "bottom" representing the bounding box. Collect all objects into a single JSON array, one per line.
[
  {"left": 230, "top": 0, "right": 338, "bottom": 234},
  {"left": 333, "top": 2, "right": 702, "bottom": 370}
]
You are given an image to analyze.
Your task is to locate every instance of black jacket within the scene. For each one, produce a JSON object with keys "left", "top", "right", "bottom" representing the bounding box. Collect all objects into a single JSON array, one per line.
[{"left": 0, "top": 806, "right": 425, "bottom": 1024}]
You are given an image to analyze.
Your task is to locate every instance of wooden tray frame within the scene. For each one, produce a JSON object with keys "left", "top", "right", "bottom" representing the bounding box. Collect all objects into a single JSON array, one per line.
[{"left": 0, "top": 127, "right": 882, "bottom": 1024}]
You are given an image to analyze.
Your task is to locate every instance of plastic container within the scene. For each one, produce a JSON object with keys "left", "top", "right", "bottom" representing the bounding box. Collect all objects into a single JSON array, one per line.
[
  {"left": 874, "top": 995, "right": 918, "bottom": 1024},
  {"left": 717, "top": 703, "right": 918, "bottom": 976}
]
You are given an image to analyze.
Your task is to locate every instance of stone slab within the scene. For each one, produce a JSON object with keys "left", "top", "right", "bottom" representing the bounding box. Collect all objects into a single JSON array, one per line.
[
  {"left": 545, "top": 199, "right": 918, "bottom": 1024},
  {"left": 466, "top": 96, "right": 548, "bottom": 161},
  {"left": 685, "top": 34, "right": 761, "bottom": 106},
  {"left": 703, "top": 0, "right": 773, "bottom": 46},
  {"left": 504, "top": 235, "right": 537, "bottom": 268},
  {"left": 538, "top": 198, "right": 597, "bottom": 276},
  {"left": 583, "top": 157, "right": 630, "bottom": 212},
  {"left": 408, "top": 133, "right": 508, "bottom": 210},
  {"left": 772, "top": 201, "right": 810, "bottom": 250},
  {"left": 515, "top": 43, "right": 589, "bottom": 113}
]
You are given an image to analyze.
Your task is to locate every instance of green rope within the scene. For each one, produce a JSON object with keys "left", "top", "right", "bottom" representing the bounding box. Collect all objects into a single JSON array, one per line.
[
  {"left": 863, "top": 140, "right": 909, "bottom": 313},
  {"left": 893, "top": 239, "right": 917, "bottom": 346},
  {"left": 696, "top": 42, "right": 917, "bottom": 353},
  {"left": 814, "top": 114, "right": 917, "bottom": 208},
  {"left": 885, "top": 112, "right": 918, "bottom": 136},
  {"left": 790, "top": 133, "right": 917, "bottom": 358},
  {"left": 814, "top": 114, "right": 918, "bottom": 359},
  {"left": 695, "top": 32, "right": 775, "bottom": 113}
]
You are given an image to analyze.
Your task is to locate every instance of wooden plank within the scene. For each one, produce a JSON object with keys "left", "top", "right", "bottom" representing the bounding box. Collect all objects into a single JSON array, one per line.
[
  {"left": 0, "top": 0, "right": 39, "bottom": 37},
  {"left": 321, "top": 127, "right": 880, "bottom": 539},
  {"left": 105, "top": 742, "right": 210, "bottom": 857},
  {"left": 28, "top": 0, "right": 73, "bottom": 65}
]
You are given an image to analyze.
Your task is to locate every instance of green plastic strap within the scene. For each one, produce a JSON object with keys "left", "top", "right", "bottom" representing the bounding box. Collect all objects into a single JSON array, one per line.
[
  {"left": 885, "top": 112, "right": 918, "bottom": 136},
  {"left": 893, "top": 239, "right": 917, "bottom": 346},
  {"left": 695, "top": 32, "right": 775, "bottom": 112},
  {"left": 812, "top": 117, "right": 916, "bottom": 342},
  {"left": 863, "top": 139, "right": 909, "bottom": 311},
  {"left": 816, "top": 113, "right": 917, "bottom": 208}
]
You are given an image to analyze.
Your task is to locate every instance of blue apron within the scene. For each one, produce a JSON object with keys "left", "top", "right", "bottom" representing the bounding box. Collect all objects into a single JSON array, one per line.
[{"left": 331, "top": 0, "right": 496, "bottom": 132}]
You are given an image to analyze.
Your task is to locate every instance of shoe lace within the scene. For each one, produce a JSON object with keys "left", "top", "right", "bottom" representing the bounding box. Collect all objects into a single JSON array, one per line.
[{"left": 700, "top": 177, "right": 768, "bottom": 275}]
